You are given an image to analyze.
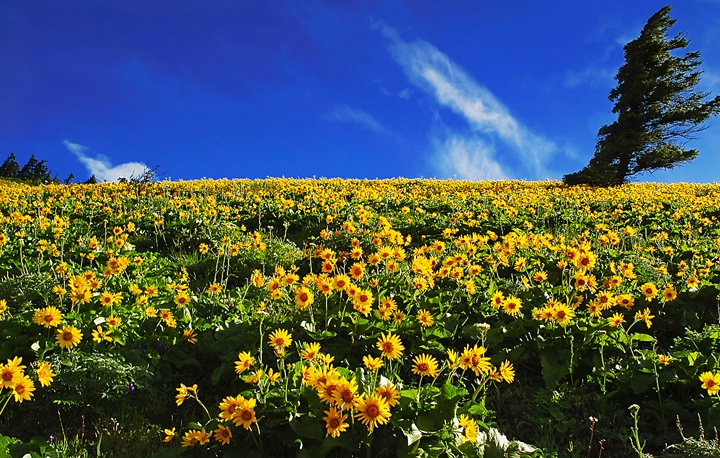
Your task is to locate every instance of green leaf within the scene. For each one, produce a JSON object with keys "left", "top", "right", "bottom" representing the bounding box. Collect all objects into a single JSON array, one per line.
[
  {"left": 289, "top": 414, "right": 324, "bottom": 441},
  {"left": 687, "top": 351, "right": 700, "bottom": 366},
  {"left": 540, "top": 347, "right": 571, "bottom": 389},
  {"left": 630, "top": 333, "right": 655, "bottom": 343}
]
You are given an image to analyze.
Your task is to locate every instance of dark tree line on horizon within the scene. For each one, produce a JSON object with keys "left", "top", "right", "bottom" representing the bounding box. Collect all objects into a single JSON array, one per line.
[{"left": 0, "top": 152, "right": 97, "bottom": 185}]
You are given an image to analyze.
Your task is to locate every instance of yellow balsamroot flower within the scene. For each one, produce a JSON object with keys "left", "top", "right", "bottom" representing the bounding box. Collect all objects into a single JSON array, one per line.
[
  {"left": 354, "top": 393, "right": 391, "bottom": 433},
  {"left": 501, "top": 295, "right": 523, "bottom": 317},
  {"left": 294, "top": 287, "right": 314, "bottom": 310},
  {"left": 640, "top": 282, "right": 658, "bottom": 301},
  {"left": 56, "top": 325, "right": 83, "bottom": 350},
  {"left": 658, "top": 355, "right": 672, "bottom": 366},
  {"left": 214, "top": 424, "right": 232, "bottom": 445},
  {"left": 12, "top": 375, "right": 35, "bottom": 403},
  {"left": 608, "top": 313, "right": 625, "bottom": 328},
  {"left": 183, "top": 329, "right": 197, "bottom": 344},
  {"left": 323, "top": 407, "right": 349, "bottom": 438},
  {"left": 459, "top": 344, "right": 491, "bottom": 377},
  {"left": 551, "top": 303, "right": 574, "bottom": 326},
  {"left": 499, "top": 360, "right": 515, "bottom": 383},
  {"left": 232, "top": 397, "right": 258, "bottom": 430},
  {"left": 332, "top": 377, "right": 359, "bottom": 410},
  {"left": 662, "top": 284, "right": 677, "bottom": 302},
  {"left": 634, "top": 308, "right": 655, "bottom": 329},
  {"left": 376, "top": 381, "right": 400, "bottom": 407},
  {"left": 32, "top": 306, "right": 63, "bottom": 328},
  {"left": 91, "top": 326, "right": 113, "bottom": 343},
  {"left": 268, "top": 329, "right": 292, "bottom": 350},
  {"left": 699, "top": 371, "right": 720, "bottom": 396},
  {"left": 106, "top": 315, "right": 122, "bottom": 328},
  {"left": 376, "top": 332, "right": 404, "bottom": 360},
  {"left": 159, "top": 310, "right": 176, "bottom": 328},
  {"left": 235, "top": 351, "right": 255, "bottom": 375},
  {"left": 174, "top": 291, "right": 191, "bottom": 307},
  {"left": 0, "top": 299, "right": 7, "bottom": 316},
  {"left": 300, "top": 342, "right": 321, "bottom": 362},
  {"left": 412, "top": 354, "right": 440, "bottom": 378},
  {"left": 243, "top": 370, "right": 263, "bottom": 385},
  {"left": 416, "top": 309, "right": 434, "bottom": 327},
  {"left": 446, "top": 349, "right": 460, "bottom": 370},
  {"left": 218, "top": 395, "right": 242, "bottom": 421},
  {"left": 35, "top": 361, "right": 55, "bottom": 387},
  {"left": 458, "top": 414, "right": 479, "bottom": 444},
  {"left": 363, "top": 355, "right": 384, "bottom": 371},
  {"left": 266, "top": 368, "right": 281, "bottom": 383},
  {"left": 175, "top": 383, "right": 198, "bottom": 406},
  {"left": 162, "top": 427, "right": 176, "bottom": 443},
  {"left": 616, "top": 294, "right": 635, "bottom": 310},
  {"left": 0, "top": 357, "right": 25, "bottom": 389},
  {"left": 180, "top": 428, "right": 210, "bottom": 447},
  {"left": 207, "top": 282, "right": 222, "bottom": 295}
]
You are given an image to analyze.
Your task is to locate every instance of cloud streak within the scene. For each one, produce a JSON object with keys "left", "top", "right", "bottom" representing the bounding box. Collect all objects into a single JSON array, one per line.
[
  {"left": 325, "top": 105, "right": 395, "bottom": 137},
  {"left": 64, "top": 140, "right": 150, "bottom": 182},
  {"left": 433, "top": 136, "right": 506, "bottom": 180},
  {"left": 378, "top": 23, "right": 556, "bottom": 179}
]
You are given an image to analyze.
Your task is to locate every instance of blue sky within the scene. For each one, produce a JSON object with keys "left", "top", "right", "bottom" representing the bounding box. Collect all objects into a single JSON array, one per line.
[{"left": 2, "top": 1, "right": 720, "bottom": 183}]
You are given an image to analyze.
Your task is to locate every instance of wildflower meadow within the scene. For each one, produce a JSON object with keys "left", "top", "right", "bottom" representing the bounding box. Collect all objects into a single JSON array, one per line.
[{"left": 1, "top": 178, "right": 719, "bottom": 457}]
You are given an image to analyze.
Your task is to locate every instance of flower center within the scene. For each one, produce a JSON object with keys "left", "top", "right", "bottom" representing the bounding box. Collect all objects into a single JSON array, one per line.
[{"left": 366, "top": 405, "right": 379, "bottom": 418}]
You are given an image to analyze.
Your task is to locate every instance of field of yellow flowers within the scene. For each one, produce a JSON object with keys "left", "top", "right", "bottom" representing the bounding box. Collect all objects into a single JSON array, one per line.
[{"left": 1, "top": 178, "right": 719, "bottom": 457}]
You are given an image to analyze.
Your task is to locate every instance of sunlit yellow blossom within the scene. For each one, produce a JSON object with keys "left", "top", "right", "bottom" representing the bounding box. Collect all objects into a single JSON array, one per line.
[
  {"left": 12, "top": 375, "right": 35, "bottom": 403},
  {"left": 92, "top": 325, "right": 113, "bottom": 343},
  {"left": 268, "top": 329, "right": 292, "bottom": 349},
  {"left": 377, "top": 332, "right": 404, "bottom": 360},
  {"left": 175, "top": 383, "right": 197, "bottom": 406},
  {"left": 658, "top": 355, "right": 672, "bottom": 366},
  {"left": 551, "top": 303, "right": 575, "bottom": 326},
  {"left": 608, "top": 313, "right": 624, "bottom": 328},
  {"left": 232, "top": 397, "right": 258, "bottom": 430},
  {"left": 181, "top": 428, "right": 210, "bottom": 447},
  {"left": 458, "top": 414, "right": 478, "bottom": 444},
  {"left": 162, "top": 427, "right": 176, "bottom": 443},
  {"left": 36, "top": 361, "right": 55, "bottom": 387},
  {"left": 183, "top": 329, "right": 197, "bottom": 344},
  {"left": 363, "top": 355, "right": 384, "bottom": 371},
  {"left": 354, "top": 393, "right": 391, "bottom": 433},
  {"left": 699, "top": 371, "right": 720, "bottom": 396},
  {"left": 174, "top": 291, "right": 191, "bottom": 307},
  {"left": 0, "top": 357, "right": 25, "bottom": 389},
  {"left": 332, "top": 377, "right": 359, "bottom": 410},
  {"left": 56, "top": 325, "right": 83, "bottom": 349},
  {"left": 635, "top": 308, "right": 655, "bottom": 328},
  {"left": 501, "top": 295, "right": 522, "bottom": 317},
  {"left": 32, "top": 306, "right": 63, "bottom": 328},
  {"left": 213, "top": 424, "right": 232, "bottom": 445},
  {"left": 416, "top": 309, "right": 434, "bottom": 327},
  {"left": 376, "top": 381, "right": 400, "bottom": 407},
  {"left": 640, "top": 282, "right": 658, "bottom": 301},
  {"left": 458, "top": 344, "right": 491, "bottom": 377},
  {"left": 498, "top": 360, "right": 515, "bottom": 383},
  {"left": 662, "top": 284, "right": 677, "bottom": 302},
  {"left": 323, "top": 407, "right": 349, "bottom": 438},
  {"left": 412, "top": 353, "right": 440, "bottom": 378}
]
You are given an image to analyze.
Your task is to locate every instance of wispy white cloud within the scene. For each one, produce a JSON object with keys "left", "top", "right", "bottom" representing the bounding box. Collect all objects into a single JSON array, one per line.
[
  {"left": 325, "top": 105, "right": 395, "bottom": 137},
  {"left": 377, "top": 22, "right": 557, "bottom": 179},
  {"left": 433, "top": 136, "right": 506, "bottom": 180},
  {"left": 64, "top": 140, "right": 150, "bottom": 182}
]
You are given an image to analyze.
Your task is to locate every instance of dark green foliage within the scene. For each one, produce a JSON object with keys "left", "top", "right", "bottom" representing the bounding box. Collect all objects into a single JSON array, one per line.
[
  {"left": 564, "top": 5, "right": 720, "bottom": 186},
  {"left": 0, "top": 153, "right": 21, "bottom": 178}
]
